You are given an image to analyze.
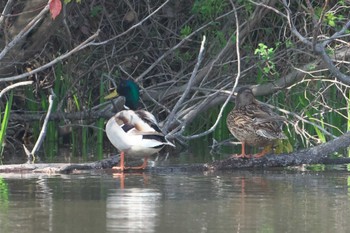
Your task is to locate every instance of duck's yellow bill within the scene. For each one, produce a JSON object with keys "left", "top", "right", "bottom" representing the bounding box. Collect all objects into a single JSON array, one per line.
[{"left": 104, "top": 89, "right": 119, "bottom": 100}]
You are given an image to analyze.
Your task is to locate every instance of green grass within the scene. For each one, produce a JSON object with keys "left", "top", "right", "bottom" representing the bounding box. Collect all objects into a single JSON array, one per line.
[{"left": 0, "top": 91, "right": 13, "bottom": 159}]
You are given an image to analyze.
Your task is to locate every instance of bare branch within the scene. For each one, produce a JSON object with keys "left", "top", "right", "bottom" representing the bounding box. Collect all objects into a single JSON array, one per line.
[
  {"left": 0, "top": 0, "right": 15, "bottom": 28},
  {"left": 0, "top": 3, "right": 49, "bottom": 61},
  {"left": 163, "top": 35, "right": 207, "bottom": 132},
  {"left": 0, "top": 30, "right": 100, "bottom": 82},
  {"left": 0, "top": 80, "right": 34, "bottom": 98},
  {"left": 135, "top": 10, "right": 237, "bottom": 83},
  {"left": 209, "top": 131, "right": 350, "bottom": 170},
  {"left": 92, "top": 0, "right": 170, "bottom": 46},
  {"left": 282, "top": 0, "right": 312, "bottom": 47},
  {"left": 177, "top": 2, "right": 242, "bottom": 140},
  {"left": 267, "top": 103, "right": 337, "bottom": 139},
  {"left": 281, "top": 0, "right": 350, "bottom": 85},
  {"left": 24, "top": 89, "right": 55, "bottom": 163},
  {"left": 248, "top": 0, "right": 287, "bottom": 18},
  {"left": 322, "top": 20, "right": 350, "bottom": 46}
]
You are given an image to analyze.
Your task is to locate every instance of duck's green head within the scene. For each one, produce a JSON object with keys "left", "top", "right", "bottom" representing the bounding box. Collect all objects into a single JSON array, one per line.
[
  {"left": 116, "top": 79, "right": 140, "bottom": 110},
  {"left": 105, "top": 79, "right": 140, "bottom": 110}
]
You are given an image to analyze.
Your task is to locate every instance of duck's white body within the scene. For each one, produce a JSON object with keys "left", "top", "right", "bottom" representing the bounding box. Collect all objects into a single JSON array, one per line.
[{"left": 106, "top": 110, "right": 174, "bottom": 159}]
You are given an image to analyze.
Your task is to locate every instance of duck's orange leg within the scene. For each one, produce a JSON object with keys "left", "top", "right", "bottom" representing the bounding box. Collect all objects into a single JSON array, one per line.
[
  {"left": 112, "top": 151, "right": 126, "bottom": 172},
  {"left": 128, "top": 157, "right": 148, "bottom": 170},
  {"left": 254, "top": 145, "right": 272, "bottom": 158},
  {"left": 232, "top": 142, "right": 251, "bottom": 158},
  {"left": 112, "top": 154, "right": 148, "bottom": 172}
]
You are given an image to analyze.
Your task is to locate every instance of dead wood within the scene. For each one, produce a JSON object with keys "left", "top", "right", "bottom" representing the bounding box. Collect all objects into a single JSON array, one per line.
[
  {"left": 0, "top": 156, "right": 119, "bottom": 174},
  {"left": 0, "top": 131, "right": 349, "bottom": 174},
  {"left": 207, "top": 131, "right": 350, "bottom": 170}
]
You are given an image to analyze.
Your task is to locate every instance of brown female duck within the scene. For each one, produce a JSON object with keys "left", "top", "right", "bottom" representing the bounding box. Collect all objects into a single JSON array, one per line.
[{"left": 226, "top": 87, "right": 287, "bottom": 158}]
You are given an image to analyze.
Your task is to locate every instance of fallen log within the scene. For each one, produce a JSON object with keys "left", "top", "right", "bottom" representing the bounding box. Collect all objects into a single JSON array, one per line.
[
  {"left": 0, "top": 156, "right": 119, "bottom": 174},
  {"left": 0, "top": 131, "right": 349, "bottom": 174},
  {"left": 207, "top": 131, "right": 350, "bottom": 170}
]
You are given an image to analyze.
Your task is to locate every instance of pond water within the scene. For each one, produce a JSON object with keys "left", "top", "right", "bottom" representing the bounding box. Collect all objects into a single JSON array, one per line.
[{"left": 0, "top": 167, "right": 350, "bottom": 233}]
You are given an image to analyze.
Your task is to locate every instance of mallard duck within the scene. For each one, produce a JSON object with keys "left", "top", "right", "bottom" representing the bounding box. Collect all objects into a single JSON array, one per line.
[
  {"left": 106, "top": 110, "right": 174, "bottom": 171},
  {"left": 226, "top": 87, "right": 287, "bottom": 158},
  {"left": 105, "top": 79, "right": 174, "bottom": 171}
]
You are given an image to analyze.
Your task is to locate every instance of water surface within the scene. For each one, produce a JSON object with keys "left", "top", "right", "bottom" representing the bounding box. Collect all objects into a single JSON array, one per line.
[{"left": 0, "top": 169, "right": 349, "bottom": 233}]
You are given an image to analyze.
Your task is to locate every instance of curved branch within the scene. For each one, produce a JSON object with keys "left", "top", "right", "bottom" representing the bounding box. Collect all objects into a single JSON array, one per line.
[
  {"left": 281, "top": 0, "right": 350, "bottom": 85},
  {"left": 253, "top": 46, "right": 350, "bottom": 96},
  {"left": 0, "top": 81, "right": 34, "bottom": 98},
  {"left": 314, "top": 43, "right": 350, "bottom": 85}
]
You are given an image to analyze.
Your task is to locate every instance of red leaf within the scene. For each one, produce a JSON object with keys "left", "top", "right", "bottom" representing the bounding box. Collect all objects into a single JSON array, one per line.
[{"left": 49, "top": 0, "right": 62, "bottom": 20}]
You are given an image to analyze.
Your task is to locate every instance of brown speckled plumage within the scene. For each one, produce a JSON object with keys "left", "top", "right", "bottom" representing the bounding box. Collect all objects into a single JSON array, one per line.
[{"left": 226, "top": 87, "right": 287, "bottom": 158}]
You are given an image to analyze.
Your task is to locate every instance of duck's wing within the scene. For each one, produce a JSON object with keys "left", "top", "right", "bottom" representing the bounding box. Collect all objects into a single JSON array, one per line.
[
  {"left": 249, "top": 104, "right": 285, "bottom": 124},
  {"left": 129, "top": 130, "right": 164, "bottom": 136},
  {"left": 134, "top": 110, "right": 163, "bottom": 133},
  {"left": 256, "top": 127, "right": 287, "bottom": 139},
  {"left": 247, "top": 104, "right": 287, "bottom": 139},
  {"left": 126, "top": 126, "right": 175, "bottom": 147}
]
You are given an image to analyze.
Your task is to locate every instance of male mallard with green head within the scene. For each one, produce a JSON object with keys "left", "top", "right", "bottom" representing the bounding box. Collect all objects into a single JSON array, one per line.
[
  {"left": 105, "top": 79, "right": 140, "bottom": 110},
  {"left": 105, "top": 79, "right": 174, "bottom": 171},
  {"left": 226, "top": 87, "right": 287, "bottom": 158}
]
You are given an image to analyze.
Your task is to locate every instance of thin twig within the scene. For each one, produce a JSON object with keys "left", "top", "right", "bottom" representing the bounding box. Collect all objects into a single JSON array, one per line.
[
  {"left": 0, "top": 30, "right": 100, "bottom": 82},
  {"left": 135, "top": 9, "right": 237, "bottom": 83},
  {"left": 282, "top": 0, "right": 312, "bottom": 47},
  {"left": 92, "top": 0, "right": 170, "bottom": 46},
  {"left": 266, "top": 103, "right": 336, "bottom": 139},
  {"left": 248, "top": 0, "right": 287, "bottom": 18}
]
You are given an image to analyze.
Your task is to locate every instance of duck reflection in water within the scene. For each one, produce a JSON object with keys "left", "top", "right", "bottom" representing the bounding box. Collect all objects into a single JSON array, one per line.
[
  {"left": 106, "top": 185, "right": 161, "bottom": 233},
  {"left": 113, "top": 172, "right": 149, "bottom": 189}
]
